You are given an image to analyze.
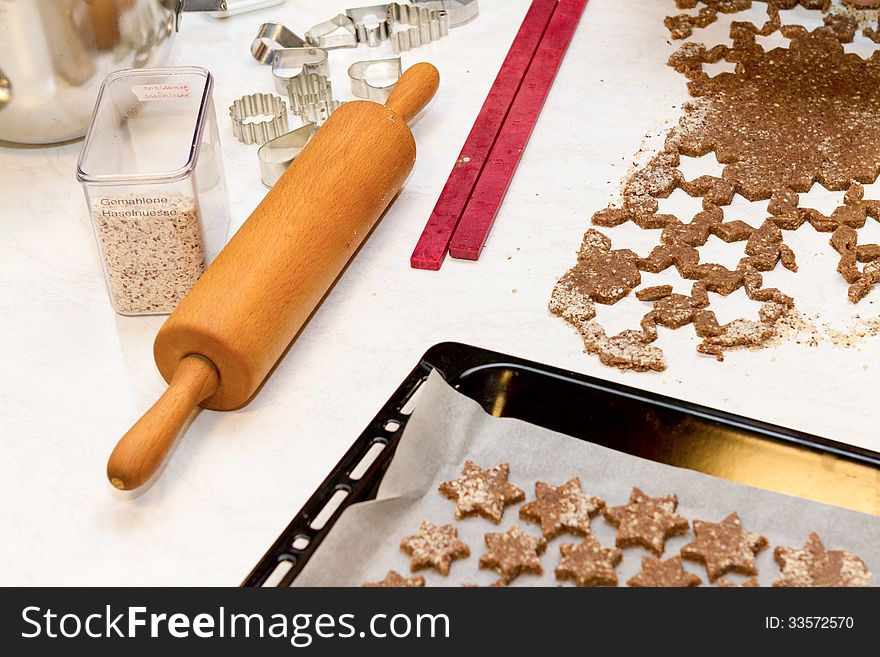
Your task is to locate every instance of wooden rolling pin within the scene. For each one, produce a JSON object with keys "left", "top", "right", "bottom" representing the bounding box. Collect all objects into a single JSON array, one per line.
[{"left": 107, "top": 62, "right": 440, "bottom": 490}]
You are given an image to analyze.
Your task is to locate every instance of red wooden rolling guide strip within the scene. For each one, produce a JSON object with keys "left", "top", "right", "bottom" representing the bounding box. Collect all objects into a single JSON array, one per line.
[
  {"left": 410, "top": 0, "right": 588, "bottom": 269},
  {"left": 410, "top": 0, "right": 557, "bottom": 270},
  {"left": 450, "top": 0, "right": 588, "bottom": 260}
]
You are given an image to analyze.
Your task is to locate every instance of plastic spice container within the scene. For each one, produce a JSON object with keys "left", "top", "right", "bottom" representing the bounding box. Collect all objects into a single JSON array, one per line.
[{"left": 76, "top": 67, "right": 230, "bottom": 316}]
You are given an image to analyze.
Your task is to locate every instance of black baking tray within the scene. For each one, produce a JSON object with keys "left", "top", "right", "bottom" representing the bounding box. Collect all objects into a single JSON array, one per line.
[{"left": 243, "top": 342, "right": 880, "bottom": 587}]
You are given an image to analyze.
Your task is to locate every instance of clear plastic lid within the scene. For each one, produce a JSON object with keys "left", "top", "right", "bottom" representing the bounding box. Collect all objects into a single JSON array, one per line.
[{"left": 76, "top": 67, "right": 214, "bottom": 185}]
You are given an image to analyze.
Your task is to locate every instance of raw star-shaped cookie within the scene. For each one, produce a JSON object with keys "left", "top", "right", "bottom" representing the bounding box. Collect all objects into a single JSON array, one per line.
[
  {"left": 479, "top": 525, "right": 547, "bottom": 582},
  {"left": 681, "top": 512, "right": 768, "bottom": 581},
  {"left": 462, "top": 580, "right": 507, "bottom": 588},
  {"left": 519, "top": 477, "right": 605, "bottom": 538},
  {"left": 555, "top": 535, "right": 623, "bottom": 587},
  {"left": 603, "top": 487, "right": 689, "bottom": 555},
  {"left": 362, "top": 571, "right": 425, "bottom": 588},
  {"left": 438, "top": 461, "right": 525, "bottom": 523},
  {"left": 627, "top": 556, "right": 703, "bottom": 587},
  {"left": 400, "top": 521, "right": 470, "bottom": 576},
  {"left": 773, "top": 533, "right": 871, "bottom": 587},
  {"left": 717, "top": 577, "right": 759, "bottom": 587}
]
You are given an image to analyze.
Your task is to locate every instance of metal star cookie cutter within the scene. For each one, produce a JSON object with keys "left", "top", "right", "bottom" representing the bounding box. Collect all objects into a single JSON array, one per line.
[
  {"left": 229, "top": 93, "right": 289, "bottom": 145},
  {"left": 389, "top": 3, "right": 449, "bottom": 54},
  {"left": 305, "top": 14, "right": 358, "bottom": 49},
  {"left": 348, "top": 57, "right": 402, "bottom": 102},
  {"left": 346, "top": 4, "right": 393, "bottom": 47},
  {"left": 257, "top": 122, "right": 318, "bottom": 188},
  {"left": 411, "top": 0, "right": 479, "bottom": 28},
  {"left": 251, "top": 22, "right": 307, "bottom": 64},
  {"left": 271, "top": 47, "right": 330, "bottom": 96}
]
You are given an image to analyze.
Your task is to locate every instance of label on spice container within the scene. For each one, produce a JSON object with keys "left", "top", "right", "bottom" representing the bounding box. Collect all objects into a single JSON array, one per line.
[
  {"left": 132, "top": 83, "right": 192, "bottom": 101},
  {"left": 96, "top": 196, "right": 175, "bottom": 218}
]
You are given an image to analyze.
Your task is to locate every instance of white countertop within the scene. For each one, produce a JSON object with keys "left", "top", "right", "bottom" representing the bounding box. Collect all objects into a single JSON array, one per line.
[{"left": 1, "top": 0, "right": 878, "bottom": 586}]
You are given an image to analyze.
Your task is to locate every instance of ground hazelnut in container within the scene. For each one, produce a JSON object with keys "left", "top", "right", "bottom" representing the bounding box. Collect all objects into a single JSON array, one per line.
[{"left": 77, "top": 67, "right": 230, "bottom": 315}]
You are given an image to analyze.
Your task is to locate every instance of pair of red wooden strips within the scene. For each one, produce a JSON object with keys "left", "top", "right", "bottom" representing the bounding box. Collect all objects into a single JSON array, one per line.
[{"left": 410, "top": 0, "right": 589, "bottom": 270}]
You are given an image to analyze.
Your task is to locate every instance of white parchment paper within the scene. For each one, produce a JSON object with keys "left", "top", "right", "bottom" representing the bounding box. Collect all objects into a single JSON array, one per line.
[{"left": 294, "top": 371, "right": 879, "bottom": 587}]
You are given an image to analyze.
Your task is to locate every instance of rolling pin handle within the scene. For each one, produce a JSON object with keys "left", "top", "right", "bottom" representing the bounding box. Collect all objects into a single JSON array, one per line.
[
  {"left": 385, "top": 62, "right": 440, "bottom": 124},
  {"left": 107, "top": 355, "right": 219, "bottom": 490}
]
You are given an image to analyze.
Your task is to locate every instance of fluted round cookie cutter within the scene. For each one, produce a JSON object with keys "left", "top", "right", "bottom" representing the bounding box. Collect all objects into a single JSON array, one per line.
[
  {"left": 348, "top": 57, "right": 402, "bottom": 102},
  {"left": 257, "top": 122, "right": 318, "bottom": 188},
  {"left": 251, "top": 22, "right": 307, "bottom": 64},
  {"left": 285, "top": 73, "right": 334, "bottom": 115},
  {"left": 229, "top": 93, "right": 289, "bottom": 145}
]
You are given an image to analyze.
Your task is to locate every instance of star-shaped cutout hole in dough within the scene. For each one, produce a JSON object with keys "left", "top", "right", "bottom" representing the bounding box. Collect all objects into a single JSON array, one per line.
[
  {"left": 479, "top": 525, "right": 547, "bottom": 582},
  {"left": 555, "top": 535, "right": 623, "bottom": 587},
  {"left": 362, "top": 571, "right": 425, "bottom": 587},
  {"left": 603, "top": 487, "right": 689, "bottom": 555},
  {"left": 519, "top": 477, "right": 605, "bottom": 538},
  {"left": 680, "top": 512, "right": 768, "bottom": 582},
  {"left": 773, "top": 532, "right": 871, "bottom": 587},
  {"left": 400, "top": 521, "right": 470, "bottom": 576},
  {"left": 438, "top": 461, "right": 525, "bottom": 523},
  {"left": 627, "top": 556, "right": 702, "bottom": 587}
]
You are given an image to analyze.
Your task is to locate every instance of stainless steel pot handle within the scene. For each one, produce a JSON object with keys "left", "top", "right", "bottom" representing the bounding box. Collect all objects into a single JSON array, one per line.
[
  {"left": 181, "top": 0, "right": 228, "bottom": 10},
  {"left": 175, "top": 0, "right": 228, "bottom": 30}
]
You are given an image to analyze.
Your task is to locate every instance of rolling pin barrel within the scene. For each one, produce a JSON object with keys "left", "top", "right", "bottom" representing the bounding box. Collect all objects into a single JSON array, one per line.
[{"left": 108, "top": 63, "right": 440, "bottom": 490}]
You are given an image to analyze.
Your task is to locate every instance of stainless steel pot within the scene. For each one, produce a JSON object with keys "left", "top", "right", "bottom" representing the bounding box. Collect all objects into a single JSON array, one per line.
[{"left": 0, "top": 0, "right": 225, "bottom": 145}]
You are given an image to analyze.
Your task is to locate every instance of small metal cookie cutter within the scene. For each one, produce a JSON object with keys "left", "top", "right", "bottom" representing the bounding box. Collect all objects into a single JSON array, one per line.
[
  {"left": 302, "top": 99, "right": 342, "bottom": 126},
  {"left": 257, "top": 122, "right": 317, "bottom": 187},
  {"left": 412, "top": 0, "right": 479, "bottom": 28},
  {"left": 229, "top": 93, "right": 289, "bottom": 145},
  {"left": 305, "top": 14, "right": 358, "bottom": 49},
  {"left": 286, "top": 73, "right": 334, "bottom": 116},
  {"left": 346, "top": 5, "right": 392, "bottom": 47},
  {"left": 389, "top": 3, "right": 449, "bottom": 54},
  {"left": 251, "top": 22, "right": 306, "bottom": 64},
  {"left": 271, "top": 47, "right": 330, "bottom": 96},
  {"left": 348, "top": 57, "right": 401, "bottom": 102},
  {"left": 283, "top": 74, "right": 340, "bottom": 126}
]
